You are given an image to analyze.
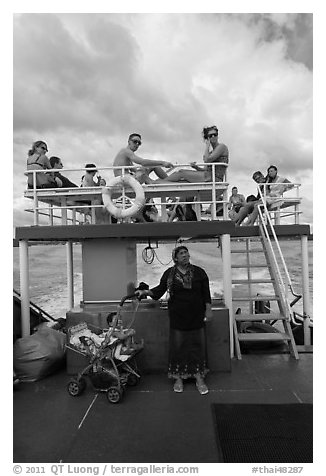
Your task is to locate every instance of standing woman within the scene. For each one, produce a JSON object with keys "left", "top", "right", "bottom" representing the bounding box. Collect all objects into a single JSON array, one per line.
[
  {"left": 136, "top": 246, "right": 212, "bottom": 395},
  {"left": 26, "top": 141, "right": 61, "bottom": 188}
]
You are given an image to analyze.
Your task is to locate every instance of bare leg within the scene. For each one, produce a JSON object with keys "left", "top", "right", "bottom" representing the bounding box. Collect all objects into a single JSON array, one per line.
[
  {"left": 150, "top": 167, "right": 169, "bottom": 180},
  {"left": 235, "top": 202, "right": 256, "bottom": 225},
  {"left": 155, "top": 169, "right": 205, "bottom": 183},
  {"left": 245, "top": 203, "right": 262, "bottom": 225}
]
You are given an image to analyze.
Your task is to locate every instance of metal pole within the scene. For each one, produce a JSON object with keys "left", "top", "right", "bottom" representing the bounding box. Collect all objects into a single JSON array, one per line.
[
  {"left": 19, "top": 240, "right": 30, "bottom": 337},
  {"left": 221, "top": 234, "right": 234, "bottom": 357},
  {"left": 49, "top": 203, "right": 54, "bottom": 226},
  {"left": 211, "top": 164, "right": 217, "bottom": 220},
  {"left": 33, "top": 172, "right": 39, "bottom": 226},
  {"left": 301, "top": 235, "right": 311, "bottom": 345},
  {"left": 66, "top": 241, "right": 74, "bottom": 310},
  {"left": 61, "top": 198, "right": 67, "bottom": 225}
]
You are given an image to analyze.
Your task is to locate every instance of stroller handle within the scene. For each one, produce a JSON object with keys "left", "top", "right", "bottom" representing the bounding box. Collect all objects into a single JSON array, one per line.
[{"left": 119, "top": 293, "right": 137, "bottom": 306}]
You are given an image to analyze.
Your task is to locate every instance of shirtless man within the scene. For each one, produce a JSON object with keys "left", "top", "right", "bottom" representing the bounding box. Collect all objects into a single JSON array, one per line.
[{"left": 113, "top": 133, "right": 174, "bottom": 184}]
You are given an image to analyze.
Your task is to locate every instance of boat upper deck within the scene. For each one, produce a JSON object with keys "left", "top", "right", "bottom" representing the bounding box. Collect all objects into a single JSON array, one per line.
[
  {"left": 15, "top": 221, "right": 311, "bottom": 242},
  {"left": 22, "top": 163, "right": 304, "bottom": 230}
]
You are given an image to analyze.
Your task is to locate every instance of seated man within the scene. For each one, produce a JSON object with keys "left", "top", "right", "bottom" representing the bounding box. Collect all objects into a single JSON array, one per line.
[
  {"left": 234, "top": 169, "right": 293, "bottom": 226},
  {"left": 113, "top": 133, "right": 174, "bottom": 184},
  {"left": 233, "top": 171, "right": 266, "bottom": 225},
  {"left": 49, "top": 156, "right": 78, "bottom": 188},
  {"left": 228, "top": 186, "right": 246, "bottom": 220}
]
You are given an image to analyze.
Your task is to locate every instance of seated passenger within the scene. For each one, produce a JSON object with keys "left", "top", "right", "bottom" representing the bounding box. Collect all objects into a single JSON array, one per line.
[
  {"left": 233, "top": 171, "right": 266, "bottom": 225},
  {"left": 265, "top": 165, "right": 294, "bottom": 198},
  {"left": 49, "top": 156, "right": 78, "bottom": 188},
  {"left": 113, "top": 133, "right": 174, "bottom": 184},
  {"left": 228, "top": 186, "right": 246, "bottom": 220},
  {"left": 157, "top": 125, "right": 229, "bottom": 183},
  {"left": 26, "top": 141, "right": 61, "bottom": 189},
  {"left": 167, "top": 199, "right": 197, "bottom": 222},
  {"left": 236, "top": 168, "right": 293, "bottom": 226},
  {"left": 81, "top": 164, "right": 114, "bottom": 224},
  {"left": 81, "top": 164, "right": 106, "bottom": 187}
]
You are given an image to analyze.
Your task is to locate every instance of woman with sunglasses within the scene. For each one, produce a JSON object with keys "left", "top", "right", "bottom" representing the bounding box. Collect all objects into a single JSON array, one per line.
[
  {"left": 26, "top": 141, "right": 61, "bottom": 189},
  {"left": 156, "top": 125, "right": 229, "bottom": 183}
]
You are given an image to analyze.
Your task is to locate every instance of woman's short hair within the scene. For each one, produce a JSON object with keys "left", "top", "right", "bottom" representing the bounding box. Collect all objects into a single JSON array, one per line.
[
  {"left": 172, "top": 245, "right": 189, "bottom": 262},
  {"left": 202, "top": 125, "right": 218, "bottom": 140},
  {"left": 28, "top": 140, "right": 47, "bottom": 156}
]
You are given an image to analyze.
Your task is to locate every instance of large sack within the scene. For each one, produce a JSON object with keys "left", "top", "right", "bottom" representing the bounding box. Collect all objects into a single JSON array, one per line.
[{"left": 13, "top": 326, "right": 66, "bottom": 382}]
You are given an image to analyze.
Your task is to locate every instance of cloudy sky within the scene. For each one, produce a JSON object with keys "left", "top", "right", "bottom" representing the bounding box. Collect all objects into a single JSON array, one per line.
[{"left": 13, "top": 11, "right": 313, "bottom": 226}]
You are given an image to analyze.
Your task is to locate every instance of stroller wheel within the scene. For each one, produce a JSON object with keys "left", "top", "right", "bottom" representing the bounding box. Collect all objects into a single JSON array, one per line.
[
  {"left": 106, "top": 386, "right": 123, "bottom": 404},
  {"left": 127, "top": 373, "right": 140, "bottom": 386},
  {"left": 67, "top": 378, "right": 86, "bottom": 397}
]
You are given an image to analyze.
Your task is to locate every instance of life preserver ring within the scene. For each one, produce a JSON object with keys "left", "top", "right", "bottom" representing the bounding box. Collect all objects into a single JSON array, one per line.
[{"left": 102, "top": 174, "right": 146, "bottom": 219}]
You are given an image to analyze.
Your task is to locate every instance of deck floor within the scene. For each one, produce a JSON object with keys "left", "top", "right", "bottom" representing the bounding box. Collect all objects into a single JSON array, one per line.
[{"left": 13, "top": 352, "right": 313, "bottom": 464}]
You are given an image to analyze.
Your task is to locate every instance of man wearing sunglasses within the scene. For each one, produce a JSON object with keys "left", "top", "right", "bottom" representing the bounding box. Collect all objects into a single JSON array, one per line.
[{"left": 113, "top": 133, "right": 174, "bottom": 184}]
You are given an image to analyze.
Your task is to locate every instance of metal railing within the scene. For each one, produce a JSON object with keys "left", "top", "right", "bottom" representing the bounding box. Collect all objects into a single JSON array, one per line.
[
  {"left": 24, "top": 163, "right": 229, "bottom": 225},
  {"left": 255, "top": 187, "right": 312, "bottom": 343}
]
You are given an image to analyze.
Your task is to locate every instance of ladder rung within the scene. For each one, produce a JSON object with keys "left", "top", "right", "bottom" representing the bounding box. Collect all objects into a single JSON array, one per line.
[
  {"left": 231, "top": 249, "right": 264, "bottom": 253},
  {"left": 232, "top": 279, "right": 274, "bottom": 284},
  {"left": 238, "top": 332, "right": 291, "bottom": 341},
  {"left": 233, "top": 296, "right": 279, "bottom": 301},
  {"left": 235, "top": 313, "right": 287, "bottom": 322},
  {"left": 231, "top": 264, "right": 268, "bottom": 268}
]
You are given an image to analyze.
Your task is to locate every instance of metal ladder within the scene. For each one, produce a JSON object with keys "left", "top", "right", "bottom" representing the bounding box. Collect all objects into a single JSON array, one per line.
[{"left": 232, "top": 198, "right": 300, "bottom": 360}]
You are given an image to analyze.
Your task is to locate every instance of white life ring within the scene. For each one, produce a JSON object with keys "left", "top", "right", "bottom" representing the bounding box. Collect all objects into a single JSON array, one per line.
[{"left": 102, "top": 174, "right": 146, "bottom": 219}]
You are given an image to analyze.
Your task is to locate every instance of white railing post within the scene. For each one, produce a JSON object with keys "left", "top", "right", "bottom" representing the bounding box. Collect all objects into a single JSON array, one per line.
[
  {"left": 66, "top": 241, "right": 74, "bottom": 310},
  {"left": 71, "top": 208, "right": 76, "bottom": 225},
  {"left": 32, "top": 171, "right": 39, "bottom": 226},
  {"left": 19, "top": 240, "right": 30, "bottom": 337},
  {"left": 211, "top": 163, "right": 217, "bottom": 220},
  {"left": 223, "top": 186, "right": 228, "bottom": 219},
  {"left": 221, "top": 234, "right": 234, "bottom": 357},
  {"left": 49, "top": 203, "right": 54, "bottom": 226},
  {"left": 301, "top": 235, "right": 311, "bottom": 345},
  {"left": 91, "top": 200, "right": 96, "bottom": 224},
  {"left": 61, "top": 198, "right": 68, "bottom": 225}
]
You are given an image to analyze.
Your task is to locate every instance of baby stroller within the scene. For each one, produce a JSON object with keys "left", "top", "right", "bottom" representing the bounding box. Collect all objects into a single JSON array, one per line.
[{"left": 66, "top": 293, "right": 144, "bottom": 403}]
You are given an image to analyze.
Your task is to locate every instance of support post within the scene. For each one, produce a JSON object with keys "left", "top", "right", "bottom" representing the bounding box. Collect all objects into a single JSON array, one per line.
[
  {"left": 19, "top": 240, "right": 30, "bottom": 337},
  {"left": 301, "top": 235, "right": 311, "bottom": 345},
  {"left": 61, "top": 198, "right": 67, "bottom": 225},
  {"left": 66, "top": 241, "right": 74, "bottom": 310},
  {"left": 221, "top": 234, "right": 234, "bottom": 357},
  {"left": 32, "top": 172, "right": 39, "bottom": 226},
  {"left": 49, "top": 203, "right": 54, "bottom": 226}
]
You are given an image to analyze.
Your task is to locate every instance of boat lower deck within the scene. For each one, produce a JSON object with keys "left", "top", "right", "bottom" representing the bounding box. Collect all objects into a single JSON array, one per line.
[{"left": 13, "top": 352, "right": 313, "bottom": 464}]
